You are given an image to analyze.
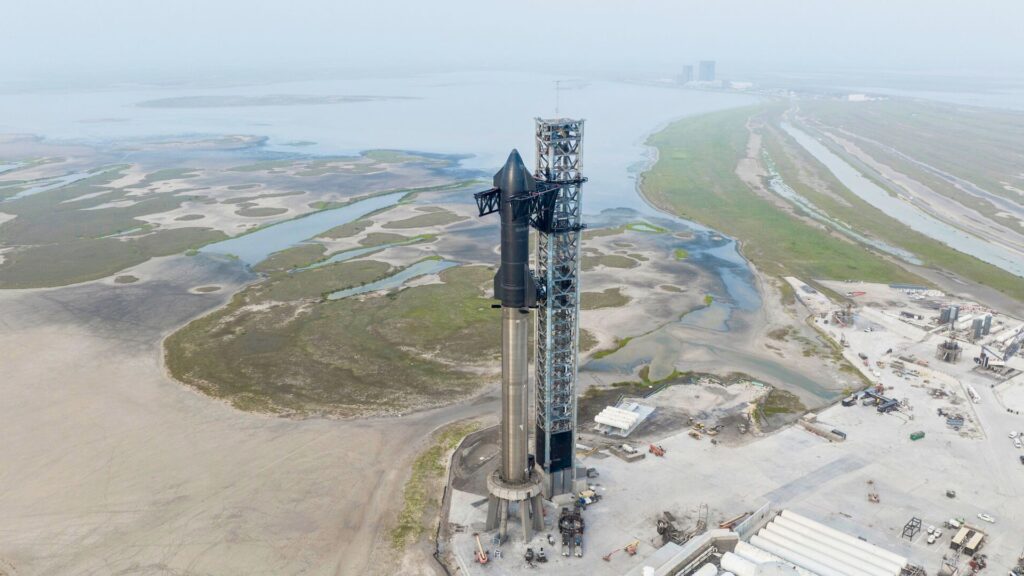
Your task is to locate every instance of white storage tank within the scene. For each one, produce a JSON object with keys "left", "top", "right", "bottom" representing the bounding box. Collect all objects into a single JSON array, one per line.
[
  {"left": 749, "top": 535, "right": 853, "bottom": 576},
  {"left": 771, "top": 516, "right": 902, "bottom": 574},
  {"left": 757, "top": 530, "right": 877, "bottom": 576},
  {"left": 692, "top": 563, "right": 719, "bottom": 576},
  {"left": 734, "top": 541, "right": 816, "bottom": 576},
  {"left": 761, "top": 522, "right": 893, "bottom": 576},
  {"left": 721, "top": 552, "right": 758, "bottom": 576},
  {"left": 780, "top": 511, "right": 907, "bottom": 568},
  {"left": 755, "top": 562, "right": 802, "bottom": 576}
]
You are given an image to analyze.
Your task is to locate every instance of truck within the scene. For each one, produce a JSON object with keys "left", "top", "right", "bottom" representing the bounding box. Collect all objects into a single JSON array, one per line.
[{"left": 910, "top": 431, "right": 925, "bottom": 441}]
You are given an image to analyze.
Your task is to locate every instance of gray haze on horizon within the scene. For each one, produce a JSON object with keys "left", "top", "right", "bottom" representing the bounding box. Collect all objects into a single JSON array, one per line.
[{"left": 3, "top": 0, "right": 1023, "bottom": 85}]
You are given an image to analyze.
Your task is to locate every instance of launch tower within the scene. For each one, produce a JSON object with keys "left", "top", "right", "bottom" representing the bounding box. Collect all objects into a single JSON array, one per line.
[{"left": 533, "top": 118, "right": 586, "bottom": 496}]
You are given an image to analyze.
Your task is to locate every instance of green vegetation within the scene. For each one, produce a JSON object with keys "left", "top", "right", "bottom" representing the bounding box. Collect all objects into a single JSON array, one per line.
[
  {"left": 222, "top": 190, "right": 303, "bottom": 205},
  {"left": 637, "top": 364, "right": 689, "bottom": 386},
  {"left": 360, "top": 232, "right": 409, "bottom": 247},
  {"left": 759, "top": 388, "right": 806, "bottom": 416},
  {"left": 582, "top": 225, "right": 626, "bottom": 240},
  {"left": 253, "top": 243, "right": 328, "bottom": 274},
  {"left": 581, "top": 287, "right": 631, "bottom": 310},
  {"left": 321, "top": 218, "right": 371, "bottom": 239},
  {"left": 114, "top": 275, "right": 138, "bottom": 284},
  {"left": 673, "top": 248, "right": 688, "bottom": 260},
  {"left": 579, "top": 328, "right": 598, "bottom": 352},
  {"left": 0, "top": 228, "right": 224, "bottom": 288},
  {"left": 0, "top": 165, "right": 228, "bottom": 288},
  {"left": 704, "top": 294, "right": 714, "bottom": 306},
  {"left": 174, "top": 214, "right": 205, "bottom": 221},
  {"left": 235, "top": 206, "right": 288, "bottom": 217},
  {"left": 762, "top": 111, "right": 1024, "bottom": 301},
  {"left": 581, "top": 253, "right": 639, "bottom": 271},
  {"left": 260, "top": 259, "right": 393, "bottom": 301},
  {"left": 592, "top": 336, "right": 633, "bottom": 359},
  {"left": 660, "top": 284, "right": 684, "bottom": 293},
  {"left": 137, "top": 167, "right": 200, "bottom": 187},
  {"left": 803, "top": 99, "right": 1024, "bottom": 205},
  {"left": 777, "top": 279, "right": 797, "bottom": 306},
  {"left": 626, "top": 221, "right": 668, "bottom": 234},
  {"left": 383, "top": 207, "right": 465, "bottom": 229},
  {"left": 164, "top": 264, "right": 500, "bottom": 417},
  {"left": 193, "top": 285, "right": 221, "bottom": 293},
  {"left": 641, "top": 107, "right": 924, "bottom": 285},
  {"left": 366, "top": 149, "right": 437, "bottom": 164},
  {"left": 391, "top": 420, "right": 481, "bottom": 549}
]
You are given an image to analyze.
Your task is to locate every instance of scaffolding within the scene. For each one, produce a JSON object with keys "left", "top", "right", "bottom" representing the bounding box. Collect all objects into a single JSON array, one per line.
[
  {"left": 533, "top": 118, "right": 586, "bottom": 496},
  {"left": 902, "top": 517, "right": 922, "bottom": 540}
]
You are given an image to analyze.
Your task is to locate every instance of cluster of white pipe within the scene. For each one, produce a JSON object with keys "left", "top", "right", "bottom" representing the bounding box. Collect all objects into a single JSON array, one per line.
[
  {"left": 710, "top": 511, "right": 907, "bottom": 576},
  {"left": 594, "top": 406, "right": 639, "bottom": 430}
]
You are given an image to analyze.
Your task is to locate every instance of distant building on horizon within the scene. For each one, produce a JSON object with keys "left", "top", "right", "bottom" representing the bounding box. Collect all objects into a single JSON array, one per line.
[
  {"left": 680, "top": 65, "right": 694, "bottom": 84},
  {"left": 698, "top": 60, "right": 716, "bottom": 82}
]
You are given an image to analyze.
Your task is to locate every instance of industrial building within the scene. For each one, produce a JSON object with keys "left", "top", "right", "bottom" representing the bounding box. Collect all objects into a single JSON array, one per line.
[
  {"left": 698, "top": 60, "right": 716, "bottom": 81},
  {"left": 631, "top": 509, "right": 912, "bottom": 576},
  {"left": 680, "top": 65, "right": 694, "bottom": 84}
]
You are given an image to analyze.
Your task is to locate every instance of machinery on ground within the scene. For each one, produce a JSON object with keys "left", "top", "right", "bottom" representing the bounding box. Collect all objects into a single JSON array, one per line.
[{"left": 473, "top": 533, "right": 488, "bottom": 564}]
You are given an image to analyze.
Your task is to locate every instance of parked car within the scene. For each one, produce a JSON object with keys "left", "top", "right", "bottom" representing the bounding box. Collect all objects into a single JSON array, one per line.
[
  {"left": 978, "top": 513, "right": 996, "bottom": 523},
  {"left": 1010, "top": 431, "right": 1019, "bottom": 438},
  {"left": 927, "top": 526, "right": 935, "bottom": 534},
  {"left": 1018, "top": 455, "right": 1024, "bottom": 465},
  {"left": 1015, "top": 439, "right": 1022, "bottom": 449},
  {"left": 934, "top": 529, "right": 943, "bottom": 538},
  {"left": 927, "top": 533, "right": 937, "bottom": 545}
]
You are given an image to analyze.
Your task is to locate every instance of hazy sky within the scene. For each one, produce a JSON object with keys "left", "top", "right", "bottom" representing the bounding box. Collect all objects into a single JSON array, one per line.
[{"left": 4, "top": 1, "right": 1023, "bottom": 81}]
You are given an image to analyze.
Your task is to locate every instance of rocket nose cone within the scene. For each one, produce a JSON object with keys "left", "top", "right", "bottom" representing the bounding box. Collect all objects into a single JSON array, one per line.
[
  {"left": 494, "top": 148, "right": 535, "bottom": 194},
  {"left": 505, "top": 148, "right": 524, "bottom": 167}
]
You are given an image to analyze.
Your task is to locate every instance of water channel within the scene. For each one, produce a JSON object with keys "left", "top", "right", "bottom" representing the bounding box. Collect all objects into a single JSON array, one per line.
[{"left": 782, "top": 122, "right": 1024, "bottom": 278}]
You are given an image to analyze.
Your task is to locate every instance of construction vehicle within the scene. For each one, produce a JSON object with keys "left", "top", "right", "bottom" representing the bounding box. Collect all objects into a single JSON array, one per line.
[
  {"left": 867, "top": 479, "right": 880, "bottom": 503},
  {"left": 559, "top": 506, "right": 585, "bottom": 558},
  {"left": 719, "top": 512, "right": 751, "bottom": 530},
  {"left": 473, "top": 533, "right": 488, "bottom": 564},
  {"left": 649, "top": 444, "right": 665, "bottom": 457},
  {"left": 602, "top": 540, "right": 640, "bottom": 562},
  {"left": 657, "top": 505, "right": 708, "bottom": 546}
]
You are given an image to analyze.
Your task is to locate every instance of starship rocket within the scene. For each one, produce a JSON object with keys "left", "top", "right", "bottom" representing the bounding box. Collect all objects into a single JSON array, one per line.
[{"left": 492, "top": 149, "right": 537, "bottom": 485}]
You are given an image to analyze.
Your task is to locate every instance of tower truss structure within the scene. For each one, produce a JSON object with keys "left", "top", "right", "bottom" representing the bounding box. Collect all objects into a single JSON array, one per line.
[{"left": 533, "top": 118, "right": 585, "bottom": 496}]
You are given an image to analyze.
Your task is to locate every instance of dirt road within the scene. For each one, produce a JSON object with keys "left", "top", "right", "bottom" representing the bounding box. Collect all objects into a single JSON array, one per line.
[{"left": 0, "top": 254, "right": 496, "bottom": 575}]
